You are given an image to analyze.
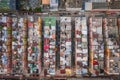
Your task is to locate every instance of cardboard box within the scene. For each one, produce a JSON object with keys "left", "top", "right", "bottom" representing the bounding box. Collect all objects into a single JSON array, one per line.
[{"left": 42, "top": 0, "right": 50, "bottom": 5}]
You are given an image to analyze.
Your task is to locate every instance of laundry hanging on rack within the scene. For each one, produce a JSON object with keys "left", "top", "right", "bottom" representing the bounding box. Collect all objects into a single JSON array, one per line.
[
  {"left": 75, "top": 17, "right": 88, "bottom": 75},
  {"left": 60, "top": 17, "right": 72, "bottom": 75},
  {"left": 43, "top": 17, "right": 56, "bottom": 75}
]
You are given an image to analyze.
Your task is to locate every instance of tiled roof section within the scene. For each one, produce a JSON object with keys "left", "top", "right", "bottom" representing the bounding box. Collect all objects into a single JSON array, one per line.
[
  {"left": 110, "top": 1, "right": 120, "bottom": 9},
  {"left": 92, "top": 2, "right": 108, "bottom": 9}
]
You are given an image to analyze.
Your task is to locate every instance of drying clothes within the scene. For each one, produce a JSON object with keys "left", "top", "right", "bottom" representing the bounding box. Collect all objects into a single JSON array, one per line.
[
  {"left": 1, "top": 17, "right": 7, "bottom": 23},
  {"left": 65, "top": 69, "right": 72, "bottom": 75},
  {"left": 48, "top": 68, "right": 55, "bottom": 75},
  {"left": 28, "top": 22, "right": 34, "bottom": 27},
  {"left": 81, "top": 68, "right": 88, "bottom": 74},
  {"left": 1, "top": 54, "right": 7, "bottom": 65},
  {"left": 93, "top": 60, "right": 98, "bottom": 65},
  {"left": 44, "top": 45, "right": 50, "bottom": 51}
]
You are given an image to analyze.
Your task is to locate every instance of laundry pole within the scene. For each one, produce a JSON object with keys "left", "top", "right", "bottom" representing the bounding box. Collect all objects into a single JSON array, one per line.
[
  {"left": 23, "top": 18, "right": 28, "bottom": 74},
  {"left": 88, "top": 17, "right": 94, "bottom": 74},
  {"left": 117, "top": 18, "right": 120, "bottom": 71},
  {"left": 103, "top": 18, "right": 109, "bottom": 75},
  {"left": 6, "top": 17, "right": 12, "bottom": 74},
  {"left": 38, "top": 17, "right": 42, "bottom": 74}
]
